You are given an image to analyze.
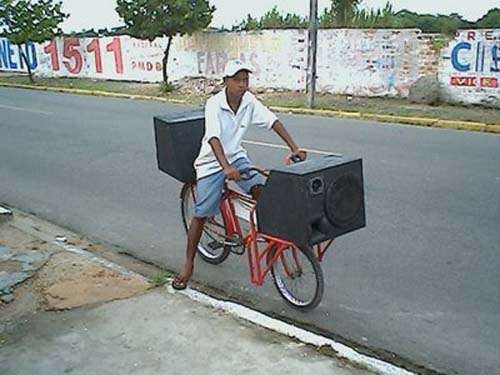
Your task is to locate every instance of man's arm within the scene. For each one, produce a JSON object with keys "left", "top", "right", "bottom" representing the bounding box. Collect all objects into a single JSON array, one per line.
[
  {"left": 271, "top": 120, "right": 307, "bottom": 161},
  {"left": 208, "top": 137, "right": 241, "bottom": 181}
]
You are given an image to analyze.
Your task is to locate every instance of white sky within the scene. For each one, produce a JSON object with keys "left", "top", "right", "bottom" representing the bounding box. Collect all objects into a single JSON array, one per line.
[{"left": 60, "top": 0, "right": 499, "bottom": 33}]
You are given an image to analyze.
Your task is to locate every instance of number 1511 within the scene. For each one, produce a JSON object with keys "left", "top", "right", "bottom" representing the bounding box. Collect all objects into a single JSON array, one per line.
[{"left": 43, "top": 37, "right": 124, "bottom": 75}]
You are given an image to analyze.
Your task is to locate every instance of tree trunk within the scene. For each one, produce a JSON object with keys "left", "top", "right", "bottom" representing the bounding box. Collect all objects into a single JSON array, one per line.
[
  {"left": 162, "top": 36, "right": 173, "bottom": 83},
  {"left": 18, "top": 44, "right": 35, "bottom": 83}
]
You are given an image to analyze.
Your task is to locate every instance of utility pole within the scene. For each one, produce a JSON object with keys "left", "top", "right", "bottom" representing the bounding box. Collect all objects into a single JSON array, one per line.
[{"left": 307, "top": 0, "right": 318, "bottom": 108}]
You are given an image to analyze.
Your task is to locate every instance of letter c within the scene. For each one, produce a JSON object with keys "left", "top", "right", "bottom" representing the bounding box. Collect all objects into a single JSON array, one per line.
[{"left": 452, "top": 42, "right": 471, "bottom": 72}]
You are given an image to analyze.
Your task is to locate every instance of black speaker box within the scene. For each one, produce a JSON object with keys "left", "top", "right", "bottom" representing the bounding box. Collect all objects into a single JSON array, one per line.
[
  {"left": 256, "top": 156, "right": 365, "bottom": 247},
  {"left": 154, "top": 109, "right": 205, "bottom": 183}
]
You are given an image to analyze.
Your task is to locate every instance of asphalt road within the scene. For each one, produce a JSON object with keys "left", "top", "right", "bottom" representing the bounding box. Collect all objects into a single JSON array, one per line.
[{"left": 1, "top": 87, "right": 499, "bottom": 374}]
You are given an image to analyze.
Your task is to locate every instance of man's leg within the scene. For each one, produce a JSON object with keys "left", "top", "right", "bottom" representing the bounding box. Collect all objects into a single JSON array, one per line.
[
  {"left": 177, "top": 216, "right": 206, "bottom": 284},
  {"left": 233, "top": 157, "right": 267, "bottom": 200},
  {"left": 173, "top": 171, "right": 225, "bottom": 290}
]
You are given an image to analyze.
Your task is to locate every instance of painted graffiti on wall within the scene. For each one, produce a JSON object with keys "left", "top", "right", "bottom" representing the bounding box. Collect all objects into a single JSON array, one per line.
[
  {"left": 4, "top": 29, "right": 498, "bottom": 106},
  {"left": 440, "top": 30, "right": 500, "bottom": 107},
  {"left": 0, "top": 30, "right": 422, "bottom": 97},
  {"left": 0, "top": 38, "right": 38, "bottom": 72},
  {"left": 34, "top": 36, "right": 169, "bottom": 81},
  {"left": 39, "top": 37, "right": 124, "bottom": 76},
  {"left": 316, "top": 29, "right": 420, "bottom": 96},
  {"left": 167, "top": 30, "right": 307, "bottom": 90}
]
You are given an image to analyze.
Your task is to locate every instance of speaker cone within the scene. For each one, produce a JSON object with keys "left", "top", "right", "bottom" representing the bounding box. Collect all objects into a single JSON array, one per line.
[{"left": 325, "top": 174, "right": 363, "bottom": 228}]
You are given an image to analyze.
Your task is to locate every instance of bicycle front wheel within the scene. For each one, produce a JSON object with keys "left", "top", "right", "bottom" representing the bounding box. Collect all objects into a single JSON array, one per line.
[
  {"left": 180, "top": 183, "right": 231, "bottom": 265},
  {"left": 267, "top": 244, "right": 324, "bottom": 311}
]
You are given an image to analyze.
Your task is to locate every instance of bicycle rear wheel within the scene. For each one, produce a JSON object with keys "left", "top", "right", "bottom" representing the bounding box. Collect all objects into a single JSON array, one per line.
[
  {"left": 180, "top": 183, "right": 231, "bottom": 264},
  {"left": 267, "top": 244, "right": 324, "bottom": 311}
]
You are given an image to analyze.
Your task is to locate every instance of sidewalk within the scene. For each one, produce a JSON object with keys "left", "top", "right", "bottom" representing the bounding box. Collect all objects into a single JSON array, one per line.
[{"left": 0, "top": 207, "right": 374, "bottom": 375}]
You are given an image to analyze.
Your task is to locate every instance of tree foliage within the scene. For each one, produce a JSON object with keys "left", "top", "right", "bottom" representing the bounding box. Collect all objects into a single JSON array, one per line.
[
  {"left": 239, "top": 1, "right": 497, "bottom": 34},
  {"left": 475, "top": 8, "right": 500, "bottom": 28},
  {"left": 116, "top": 0, "right": 215, "bottom": 82},
  {"left": 236, "top": 6, "right": 307, "bottom": 31},
  {"left": 0, "top": 0, "right": 67, "bottom": 82},
  {"left": 351, "top": 2, "right": 396, "bottom": 28}
]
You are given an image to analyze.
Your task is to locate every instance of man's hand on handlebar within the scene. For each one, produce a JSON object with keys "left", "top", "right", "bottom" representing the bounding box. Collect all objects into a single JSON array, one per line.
[
  {"left": 287, "top": 149, "right": 307, "bottom": 164},
  {"left": 223, "top": 166, "right": 241, "bottom": 181}
]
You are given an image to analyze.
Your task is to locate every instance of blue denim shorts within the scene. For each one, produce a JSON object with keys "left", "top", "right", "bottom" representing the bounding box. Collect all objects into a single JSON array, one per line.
[{"left": 194, "top": 158, "right": 266, "bottom": 218}]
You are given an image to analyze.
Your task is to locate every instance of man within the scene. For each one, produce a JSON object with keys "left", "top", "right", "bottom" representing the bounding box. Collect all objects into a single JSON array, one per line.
[{"left": 172, "top": 59, "right": 306, "bottom": 290}]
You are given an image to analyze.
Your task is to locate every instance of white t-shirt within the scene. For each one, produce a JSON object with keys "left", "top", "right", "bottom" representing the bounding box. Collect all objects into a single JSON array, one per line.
[{"left": 194, "top": 89, "right": 278, "bottom": 179}]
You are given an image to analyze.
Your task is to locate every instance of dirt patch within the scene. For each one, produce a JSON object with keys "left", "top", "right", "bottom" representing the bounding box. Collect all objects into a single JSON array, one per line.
[
  {"left": 37, "top": 252, "right": 150, "bottom": 310},
  {"left": 0, "top": 213, "right": 151, "bottom": 319}
]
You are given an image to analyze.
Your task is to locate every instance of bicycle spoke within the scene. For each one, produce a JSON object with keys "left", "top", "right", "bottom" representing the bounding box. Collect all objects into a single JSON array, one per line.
[
  {"left": 268, "top": 244, "right": 324, "bottom": 310},
  {"left": 181, "top": 184, "right": 231, "bottom": 264}
]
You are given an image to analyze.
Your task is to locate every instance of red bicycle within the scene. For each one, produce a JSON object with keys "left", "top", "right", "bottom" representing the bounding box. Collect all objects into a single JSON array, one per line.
[{"left": 180, "top": 164, "right": 334, "bottom": 311}]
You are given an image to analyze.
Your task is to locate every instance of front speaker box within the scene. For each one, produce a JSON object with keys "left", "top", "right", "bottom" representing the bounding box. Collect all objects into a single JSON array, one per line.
[
  {"left": 256, "top": 156, "right": 365, "bottom": 247},
  {"left": 154, "top": 109, "right": 205, "bottom": 183}
]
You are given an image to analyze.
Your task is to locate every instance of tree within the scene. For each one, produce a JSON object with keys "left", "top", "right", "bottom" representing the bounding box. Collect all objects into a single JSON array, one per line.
[
  {"left": 476, "top": 8, "right": 500, "bottom": 28},
  {"left": 391, "top": 10, "right": 472, "bottom": 34},
  {"left": 116, "top": 0, "right": 215, "bottom": 83},
  {"left": 235, "top": 14, "right": 260, "bottom": 31},
  {"left": 352, "top": 2, "right": 396, "bottom": 28},
  {"left": 331, "top": 0, "right": 361, "bottom": 27},
  {"left": 320, "top": 0, "right": 361, "bottom": 27},
  {"left": 235, "top": 6, "right": 307, "bottom": 31},
  {"left": 259, "top": 6, "right": 283, "bottom": 29},
  {"left": 0, "top": 0, "right": 67, "bottom": 83}
]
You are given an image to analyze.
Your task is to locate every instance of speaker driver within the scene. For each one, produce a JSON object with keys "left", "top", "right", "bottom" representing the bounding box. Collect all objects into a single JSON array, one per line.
[{"left": 325, "top": 174, "right": 363, "bottom": 228}]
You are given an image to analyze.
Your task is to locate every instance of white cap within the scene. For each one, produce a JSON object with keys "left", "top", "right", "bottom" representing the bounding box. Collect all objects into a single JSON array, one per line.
[{"left": 223, "top": 59, "right": 253, "bottom": 78}]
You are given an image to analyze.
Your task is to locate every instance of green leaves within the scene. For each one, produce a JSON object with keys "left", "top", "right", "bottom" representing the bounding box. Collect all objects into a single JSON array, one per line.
[
  {"left": 237, "top": 6, "right": 307, "bottom": 31},
  {"left": 475, "top": 8, "right": 500, "bottom": 28},
  {"left": 115, "top": 0, "right": 215, "bottom": 41},
  {"left": 115, "top": 0, "right": 215, "bottom": 82},
  {"left": 0, "top": 0, "right": 68, "bottom": 44}
]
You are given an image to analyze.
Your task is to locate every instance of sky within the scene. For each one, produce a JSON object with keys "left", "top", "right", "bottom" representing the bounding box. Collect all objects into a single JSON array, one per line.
[{"left": 60, "top": 0, "right": 499, "bottom": 33}]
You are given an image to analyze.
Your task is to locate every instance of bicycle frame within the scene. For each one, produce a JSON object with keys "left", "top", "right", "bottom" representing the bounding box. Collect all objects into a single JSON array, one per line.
[{"left": 219, "top": 186, "right": 334, "bottom": 286}]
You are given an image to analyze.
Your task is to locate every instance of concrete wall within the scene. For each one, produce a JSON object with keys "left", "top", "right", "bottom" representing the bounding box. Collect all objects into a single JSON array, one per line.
[
  {"left": 439, "top": 29, "right": 500, "bottom": 107},
  {"left": 168, "top": 30, "right": 307, "bottom": 91},
  {"left": 169, "top": 29, "right": 424, "bottom": 97},
  {"left": 1, "top": 29, "right": 499, "bottom": 107},
  {"left": 0, "top": 29, "right": 425, "bottom": 97},
  {"left": 315, "top": 29, "right": 422, "bottom": 97}
]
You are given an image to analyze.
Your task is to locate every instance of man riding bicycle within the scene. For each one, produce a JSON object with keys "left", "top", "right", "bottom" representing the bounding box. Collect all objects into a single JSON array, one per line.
[{"left": 172, "top": 59, "right": 306, "bottom": 290}]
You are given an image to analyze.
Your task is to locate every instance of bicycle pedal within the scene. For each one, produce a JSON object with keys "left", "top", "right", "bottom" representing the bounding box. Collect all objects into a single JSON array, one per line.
[{"left": 207, "top": 240, "right": 223, "bottom": 250}]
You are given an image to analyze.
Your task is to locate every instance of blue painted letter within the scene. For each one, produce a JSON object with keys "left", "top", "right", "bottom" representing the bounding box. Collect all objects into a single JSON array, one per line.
[{"left": 451, "top": 42, "right": 471, "bottom": 72}]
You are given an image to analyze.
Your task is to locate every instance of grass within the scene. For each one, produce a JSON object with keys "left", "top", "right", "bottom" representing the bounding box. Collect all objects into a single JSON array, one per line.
[
  {"left": 1, "top": 74, "right": 499, "bottom": 126},
  {"left": 262, "top": 91, "right": 500, "bottom": 125},
  {"left": 150, "top": 270, "right": 172, "bottom": 288}
]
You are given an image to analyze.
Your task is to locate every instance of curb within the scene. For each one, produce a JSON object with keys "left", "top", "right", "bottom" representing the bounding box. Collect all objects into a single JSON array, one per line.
[
  {"left": 5, "top": 207, "right": 415, "bottom": 374},
  {"left": 1, "top": 81, "right": 499, "bottom": 134},
  {"left": 174, "top": 286, "right": 416, "bottom": 375},
  {"left": 0, "top": 204, "right": 13, "bottom": 216},
  {"left": 0, "top": 82, "right": 187, "bottom": 105},
  {"left": 270, "top": 105, "right": 500, "bottom": 134}
]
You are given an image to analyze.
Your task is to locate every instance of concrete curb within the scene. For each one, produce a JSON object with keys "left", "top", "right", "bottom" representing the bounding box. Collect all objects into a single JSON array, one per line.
[
  {"left": 2, "top": 81, "right": 499, "bottom": 134},
  {"left": 0, "top": 82, "right": 187, "bottom": 105},
  {"left": 174, "top": 285, "right": 416, "bottom": 375},
  {"left": 270, "top": 105, "right": 500, "bottom": 134},
  {"left": 4, "top": 207, "right": 414, "bottom": 373}
]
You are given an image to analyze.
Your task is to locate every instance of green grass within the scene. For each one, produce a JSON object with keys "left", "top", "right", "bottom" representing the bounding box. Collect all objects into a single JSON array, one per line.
[
  {"left": 2, "top": 74, "right": 499, "bottom": 125},
  {"left": 262, "top": 92, "right": 500, "bottom": 125},
  {"left": 150, "top": 270, "right": 172, "bottom": 288}
]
